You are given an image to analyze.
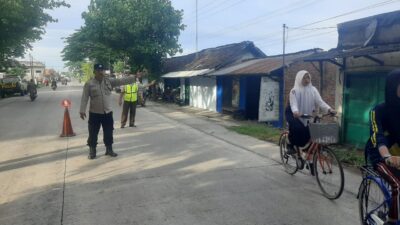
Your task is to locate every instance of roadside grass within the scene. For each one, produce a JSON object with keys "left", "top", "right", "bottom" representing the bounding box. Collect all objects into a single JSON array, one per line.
[
  {"left": 227, "top": 123, "right": 282, "bottom": 144},
  {"left": 333, "top": 146, "right": 365, "bottom": 167},
  {"left": 227, "top": 123, "right": 365, "bottom": 167}
]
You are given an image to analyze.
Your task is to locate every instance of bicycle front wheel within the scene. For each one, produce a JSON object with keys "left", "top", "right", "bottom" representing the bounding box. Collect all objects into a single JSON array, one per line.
[
  {"left": 359, "top": 178, "right": 390, "bottom": 225},
  {"left": 279, "top": 133, "right": 298, "bottom": 175},
  {"left": 313, "top": 146, "right": 344, "bottom": 199}
]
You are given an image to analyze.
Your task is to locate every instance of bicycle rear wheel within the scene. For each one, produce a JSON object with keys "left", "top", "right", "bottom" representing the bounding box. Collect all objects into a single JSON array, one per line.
[
  {"left": 313, "top": 146, "right": 344, "bottom": 199},
  {"left": 279, "top": 133, "right": 298, "bottom": 175},
  {"left": 359, "top": 178, "right": 390, "bottom": 225}
]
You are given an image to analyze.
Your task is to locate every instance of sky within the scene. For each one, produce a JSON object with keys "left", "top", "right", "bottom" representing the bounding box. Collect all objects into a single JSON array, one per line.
[{"left": 22, "top": 0, "right": 400, "bottom": 72}]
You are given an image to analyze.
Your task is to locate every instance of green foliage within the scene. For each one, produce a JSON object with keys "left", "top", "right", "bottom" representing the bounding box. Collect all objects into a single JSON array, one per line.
[
  {"left": 62, "top": 27, "right": 118, "bottom": 67},
  {"left": 8, "top": 66, "right": 26, "bottom": 77},
  {"left": 0, "top": 0, "right": 69, "bottom": 68},
  {"left": 113, "top": 61, "right": 125, "bottom": 74},
  {"left": 333, "top": 147, "right": 365, "bottom": 167},
  {"left": 227, "top": 123, "right": 282, "bottom": 144},
  {"left": 62, "top": 0, "right": 184, "bottom": 76},
  {"left": 65, "top": 61, "right": 83, "bottom": 73},
  {"left": 81, "top": 62, "right": 94, "bottom": 82}
]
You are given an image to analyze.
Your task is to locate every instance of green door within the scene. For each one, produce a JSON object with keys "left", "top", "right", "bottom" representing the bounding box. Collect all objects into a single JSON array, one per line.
[{"left": 343, "top": 72, "right": 387, "bottom": 147}]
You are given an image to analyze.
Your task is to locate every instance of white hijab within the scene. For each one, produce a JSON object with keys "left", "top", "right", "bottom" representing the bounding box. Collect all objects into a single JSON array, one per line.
[{"left": 290, "top": 70, "right": 315, "bottom": 116}]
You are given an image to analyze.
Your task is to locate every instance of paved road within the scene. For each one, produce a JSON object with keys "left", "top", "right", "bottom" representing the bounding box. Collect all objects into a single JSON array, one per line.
[{"left": 0, "top": 83, "right": 359, "bottom": 225}]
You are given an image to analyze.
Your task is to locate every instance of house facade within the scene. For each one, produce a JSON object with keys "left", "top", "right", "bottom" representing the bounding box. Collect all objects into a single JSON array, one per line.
[
  {"left": 161, "top": 41, "right": 266, "bottom": 111},
  {"left": 19, "top": 61, "right": 46, "bottom": 82},
  {"left": 304, "top": 10, "right": 400, "bottom": 147},
  {"left": 209, "top": 49, "right": 337, "bottom": 127}
]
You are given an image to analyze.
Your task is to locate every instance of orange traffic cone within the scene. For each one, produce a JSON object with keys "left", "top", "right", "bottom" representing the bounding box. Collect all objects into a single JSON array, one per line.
[{"left": 60, "top": 108, "right": 76, "bottom": 137}]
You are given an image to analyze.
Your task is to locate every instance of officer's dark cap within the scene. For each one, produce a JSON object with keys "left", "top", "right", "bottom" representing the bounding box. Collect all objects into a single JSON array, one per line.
[{"left": 94, "top": 63, "right": 104, "bottom": 71}]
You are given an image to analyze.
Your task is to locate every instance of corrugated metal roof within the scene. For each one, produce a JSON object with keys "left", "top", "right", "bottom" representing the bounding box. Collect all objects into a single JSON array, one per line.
[
  {"left": 337, "top": 10, "right": 400, "bottom": 50},
  {"left": 303, "top": 44, "right": 400, "bottom": 61},
  {"left": 209, "top": 49, "right": 319, "bottom": 76},
  {"left": 161, "top": 69, "right": 211, "bottom": 78},
  {"left": 162, "top": 41, "right": 266, "bottom": 73}
]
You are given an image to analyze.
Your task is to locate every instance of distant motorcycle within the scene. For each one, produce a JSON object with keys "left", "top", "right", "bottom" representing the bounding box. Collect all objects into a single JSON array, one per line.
[
  {"left": 27, "top": 81, "right": 37, "bottom": 101},
  {"left": 29, "top": 89, "right": 37, "bottom": 101}
]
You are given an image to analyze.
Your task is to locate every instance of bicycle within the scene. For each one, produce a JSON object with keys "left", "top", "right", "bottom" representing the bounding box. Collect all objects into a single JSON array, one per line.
[
  {"left": 279, "top": 113, "right": 345, "bottom": 200},
  {"left": 358, "top": 165, "right": 398, "bottom": 225}
]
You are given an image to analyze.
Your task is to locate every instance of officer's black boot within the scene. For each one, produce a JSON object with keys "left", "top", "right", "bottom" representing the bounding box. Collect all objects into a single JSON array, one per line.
[
  {"left": 105, "top": 145, "right": 118, "bottom": 157},
  {"left": 88, "top": 146, "right": 96, "bottom": 160}
]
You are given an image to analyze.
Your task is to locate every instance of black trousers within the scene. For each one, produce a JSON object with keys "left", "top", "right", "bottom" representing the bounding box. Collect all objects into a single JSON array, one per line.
[
  {"left": 87, "top": 112, "right": 114, "bottom": 147},
  {"left": 121, "top": 101, "right": 137, "bottom": 127},
  {"left": 285, "top": 106, "right": 310, "bottom": 147}
]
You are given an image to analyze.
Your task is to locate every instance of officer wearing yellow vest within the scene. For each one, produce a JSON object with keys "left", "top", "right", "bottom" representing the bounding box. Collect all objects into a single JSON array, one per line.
[
  {"left": 119, "top": 72, "right": 155, "bottom": 128},
  {"left": 119, "top": 78, "right": 139, "bottom": 128}
]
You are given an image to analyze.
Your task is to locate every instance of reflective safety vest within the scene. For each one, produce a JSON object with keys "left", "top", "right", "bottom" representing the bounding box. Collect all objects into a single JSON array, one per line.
[{"left": 124, "top": 83, "right": 138, "bottom": 102}]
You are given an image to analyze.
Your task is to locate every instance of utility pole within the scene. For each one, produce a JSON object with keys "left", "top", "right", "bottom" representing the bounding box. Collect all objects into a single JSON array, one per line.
[
  {"left": 282, "top": 24, "right": 286, "bottom": 70},
  {"left": 29, "top": 53, "right": 34, "bottom": 81},
  {"left": 195, "top": 0, "right": 198, "bottom": 56},
  {"left": 282, "top": 24, "right": 287, "bottom": 113}
]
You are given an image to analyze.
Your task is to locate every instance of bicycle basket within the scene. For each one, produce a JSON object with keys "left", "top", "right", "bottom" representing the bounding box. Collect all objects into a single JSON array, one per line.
[{"left": 309, "top": 122, "right": 339, "bottom": 144}]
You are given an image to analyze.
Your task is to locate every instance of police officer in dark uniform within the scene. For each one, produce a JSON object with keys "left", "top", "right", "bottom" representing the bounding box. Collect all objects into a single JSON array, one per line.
[{"left": 79, "top": 64, "right": 136, "bottom": 159}]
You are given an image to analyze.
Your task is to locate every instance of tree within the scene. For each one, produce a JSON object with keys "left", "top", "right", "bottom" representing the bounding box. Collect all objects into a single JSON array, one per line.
[
  {"left": 113, "top": 61, "right": 126, "bottom": 74},
  {"left": 63, "top": 0, "right": 184, "bottom": 76},
  {"left": 0, "top": 0, "right": 70, "bottom": 68},
  {"left": 62, "top": 27, "right": 120, "bottom": 67},
  {"left": 8, "top": 66, "right": 26, "bottom": 77},
  {"left": 81, "top": 62, "right": 94, "bottom": 82}
]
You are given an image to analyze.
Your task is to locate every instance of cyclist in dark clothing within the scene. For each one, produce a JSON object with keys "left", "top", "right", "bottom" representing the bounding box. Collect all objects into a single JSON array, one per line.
[
  {"left": 365, "top": 69, "right": 400, "bottom": 225},
  {"left": 27, "top": 79, "right": 37, "bottom": 94}
]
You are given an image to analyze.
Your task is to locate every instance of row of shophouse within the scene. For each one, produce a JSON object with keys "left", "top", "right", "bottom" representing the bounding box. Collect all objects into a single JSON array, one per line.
[{"left": 159, "top": 10, "right": 400, "bottom": 148}]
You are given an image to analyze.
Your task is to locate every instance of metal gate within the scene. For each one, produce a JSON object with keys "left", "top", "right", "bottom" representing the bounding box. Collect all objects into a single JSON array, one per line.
[{"left": 343, "top": 72, "right": 387, "bottom": 147}]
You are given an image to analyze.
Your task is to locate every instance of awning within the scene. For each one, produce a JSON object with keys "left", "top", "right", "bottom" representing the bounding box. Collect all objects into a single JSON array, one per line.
[{"left": 161, "top": 69, "right": 211, "bottom": 78}]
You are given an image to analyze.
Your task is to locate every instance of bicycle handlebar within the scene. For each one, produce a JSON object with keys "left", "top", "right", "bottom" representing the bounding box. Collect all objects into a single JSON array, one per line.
[{"left": 300, "top": 112, "right": 337, "bottom": 123}]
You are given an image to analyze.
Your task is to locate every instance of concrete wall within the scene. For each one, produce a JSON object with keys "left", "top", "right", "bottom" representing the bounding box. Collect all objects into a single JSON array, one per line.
[
  {"left": 24, "top": 66, "right": 45, "bottom": 81},
  {"left": 190, "top": 76, "right": 217, "bottom": 112}
]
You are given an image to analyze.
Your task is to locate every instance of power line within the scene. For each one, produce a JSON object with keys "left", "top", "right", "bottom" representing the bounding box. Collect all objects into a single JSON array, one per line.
[
  {"left": 187, "top": 0, "right": 227, "bottom": 16},
  {"left": 187, "top": 0, "right": 245, "bottom": 23},
  {"left": 257, "top": 30, "right": 337, "bottom": 49},
  {"left": 232, "top": 0, "right": 400, "bottom": 47},
  {"left": 198, "top": 0, "right": 323, "bottom": 39},
  {"left": 251, "top": 25, "right": 336, "bottom": 44},
  {"left": 293, "top": 27, "right": 336, "bottom": 31},
  {"left": 291, "top": 0, "right": 400, "bottom": 30},
  {"left": 198, "top": 0, "right": 248, "bottom": 20},
  {"left": 187, "top": 0, "right": 233, "bottom": 21}
]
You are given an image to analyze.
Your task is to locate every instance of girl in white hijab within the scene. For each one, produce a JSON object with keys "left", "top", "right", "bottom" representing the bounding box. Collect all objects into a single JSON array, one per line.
[{"left": 286, "top": 70, "right": 335, "bottom": 152}]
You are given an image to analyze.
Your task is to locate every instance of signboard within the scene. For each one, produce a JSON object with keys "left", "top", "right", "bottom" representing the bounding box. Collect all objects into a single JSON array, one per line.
[{"left": 258, "top": 77, "right": 280, "bottom": 121}]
